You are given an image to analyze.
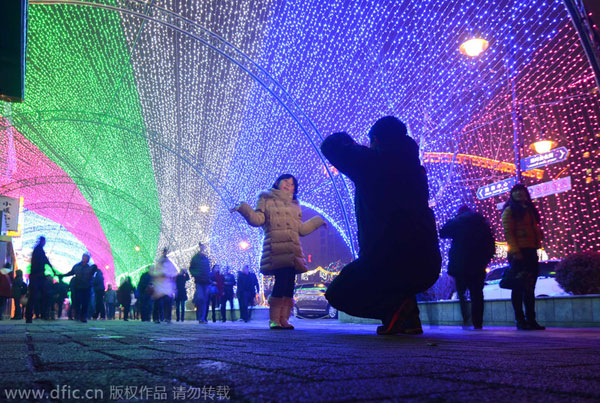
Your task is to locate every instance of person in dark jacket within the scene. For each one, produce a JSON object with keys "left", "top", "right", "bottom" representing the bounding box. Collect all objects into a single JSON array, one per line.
[
  {"left": 53, "top": 278, "right": 70, "bottom": 319},
  {"left": 11, "top": 269, "right": 27, "bottom": 320},
  {"left": 26, "top": 236, "right": 59, "bottom": 323},
  {"left": 206, "top": 265, "right": 223, "bottom": 323},
  {"left": 92, "top": 270, "right": 106, "bottom": 319},
  {"left": 321, "top": 116, "right": 441, "bottom": 335},
  {"left": 190, "top": 243, "right": 211, "bottom": 324},
  {"left": 237, "top": 265, "right": 259, "bottom": 322},
  {"left": 174, "top": 269, "right": 190, "bottom": 322},
  {"left": 0, "top": 266, "right": 12, "bottom": 320},
  {"left": 117, "top": 277, "right": 135, "bottom": 321},
  {"left": 104, "top": 284, "right": 117, "bottom": 320},
  {"left": 59, "top": 254, "right": 97, "bottom": 323},
  {"left": 137, "top": 268, "right": 153, "bottom": 322},
  {"left": 221, "top": 268, "right": 236, "bottom": 322},
  {"left": 440, "top": 205, "right": 495, "bottom": 329}
]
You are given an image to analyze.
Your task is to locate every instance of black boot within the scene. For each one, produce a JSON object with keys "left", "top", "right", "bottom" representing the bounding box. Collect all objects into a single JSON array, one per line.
[
  {"left": 528, "top": 320, "right": 545, "bottom": 330},
  {"left": 516, "top": 320, "right": 532, "bottom": 330}
]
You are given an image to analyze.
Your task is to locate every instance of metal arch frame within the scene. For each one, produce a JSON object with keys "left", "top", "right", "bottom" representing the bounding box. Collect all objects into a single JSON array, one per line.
[
  {"left": 3, "top": 109, "right": 253, "bottom": 258},
  {"left": 27, "top": 200, "right": 149, "bottom": 271},
  {"left": 2, "top": 173, "right": 169, "bottom": 239},
  {"left": 30, "top": 0, "right": 357, "bottom": 257}
]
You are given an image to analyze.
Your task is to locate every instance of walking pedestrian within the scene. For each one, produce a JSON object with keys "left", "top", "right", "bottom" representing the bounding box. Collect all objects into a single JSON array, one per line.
[
  {"left": 175, "top": 269, "right": 190, "bottom": 322},
  {"left": 117, "top": 277, "right": 134, "bottom": 321},
  {"left": 189, "top": 243, "right": 211, "bottom": 324},
  {"left": 59, "top": 254, "right": 98, "bottom": 323},
  {"left": 152, "top": 248, "right": 176, "bottom": 323},
  {"left": 11, "top": 270, "right": 26, "bottom": 320},
  {"left": 440, "top": 205, "right": 495, "bottom": 329},
  {"left": 221, "top": 268, "right": 236, "bottom": 322},
  {"left": 93, "top": 269, "right": 106, "bottom": 319},
  {"left": 26, "top": 236, "right": 59, "bottom": 323},
  {"left": 237, "top": 265, "right": 259, "bottom": 322},
  {"left": 104, "top": 284, "right": 116, "bottom": 319}
]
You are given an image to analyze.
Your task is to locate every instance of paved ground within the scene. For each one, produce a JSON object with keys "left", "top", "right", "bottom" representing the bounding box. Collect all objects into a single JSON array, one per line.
[{"left": 1, "top": 318, "right": 599, "bottom": 402}]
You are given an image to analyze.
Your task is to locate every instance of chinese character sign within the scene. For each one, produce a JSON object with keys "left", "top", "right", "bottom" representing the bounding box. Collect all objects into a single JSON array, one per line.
[{"left": 0, "top": 196, "right": 21, "bottom": 232}]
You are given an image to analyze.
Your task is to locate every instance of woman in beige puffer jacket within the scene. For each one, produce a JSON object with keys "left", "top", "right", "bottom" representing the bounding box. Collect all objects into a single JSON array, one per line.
[{"left": 232, "top": 174, "right": 325, "bottom": 329}]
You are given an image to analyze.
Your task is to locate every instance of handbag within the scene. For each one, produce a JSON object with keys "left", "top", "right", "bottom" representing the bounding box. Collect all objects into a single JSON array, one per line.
[
  {"left": 499, "top": 267, "right": 525, "bottom": 290},
  {"left": 499, "top": 257, "right": 528, "bottom": 290}
]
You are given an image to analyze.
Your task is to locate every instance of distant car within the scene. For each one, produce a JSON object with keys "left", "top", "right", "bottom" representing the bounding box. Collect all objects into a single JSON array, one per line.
[
  {"left": 483, "top": 260, "right": 568, "bottom": 299},
  {"left": 293, "top": 283, "right": 337, "bottom": 319}
]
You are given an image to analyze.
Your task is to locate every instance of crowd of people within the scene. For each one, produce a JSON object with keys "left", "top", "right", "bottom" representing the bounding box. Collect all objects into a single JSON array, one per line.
[
  {"left": 0, "top": 116, "right": 548, "bottom": 334},
  {"left": 0, "top": 240, "right": 259, "bottom": 325}
]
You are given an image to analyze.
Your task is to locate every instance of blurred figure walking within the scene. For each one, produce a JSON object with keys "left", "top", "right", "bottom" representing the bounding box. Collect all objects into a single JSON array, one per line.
[{"left": 152, "top": 248, "right": 177, "bottom": 323}]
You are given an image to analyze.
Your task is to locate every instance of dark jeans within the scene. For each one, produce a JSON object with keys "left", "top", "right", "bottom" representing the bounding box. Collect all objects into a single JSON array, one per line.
[
  {"left": 94, "top": 290, "right": 105, "bottom": 319},
  {"left": 26, "top": 276, "right": 45, "bottom": 322},
  {"left": 13, "top": 297, "right": 22, "bottom": 319},
  {"left": 140, "top": 295, "right": 152, "bottom": 321},
  {"left": 509, "top": 248, "right": 539, "bottom": 322},
  {"left": 0, "top": 297, "right": 7, "bottom": 319},
  {"left": 122, "top": 302, "right": 131, "bottom": 320},
  {"left": 271, "top": 267, "right": 295, "bottom": 298},
  {"left": 153, "top": 295, "right": 172, "bottom": 322},
  {"left": 106, "top": 303, "right": 116, "bottom": 320},
  {"left": 221, "top": 294, "right": 235, "bottom": 322},
  {"left": 73, "top": 288, "right": 91, "bottom": 322},
  {"left": 238, "top": 291, "right": 254, "bottom": 321},
  {"left": 175, "top": 299, "right": 186, "bottom": 321},
  {"left": 454, "top": 274, "right": 485, "bottom": 327},
  {"left": 55, "top": 298, "right": 65, "bottom": 319},
  {"left": 206, "top": 293, "right": 218, "bottom": 322}
]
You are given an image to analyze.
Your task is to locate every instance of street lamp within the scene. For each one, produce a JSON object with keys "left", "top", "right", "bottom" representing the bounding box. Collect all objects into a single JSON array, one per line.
[
  {"left": 459, "top": 37, "right": 523, "bottom": 182},
  {"left": 459, "top": 38, "right": 489, "bottom": 57},
  {"left": 530, "top": 140, "right": 557, "bottom": 154}
]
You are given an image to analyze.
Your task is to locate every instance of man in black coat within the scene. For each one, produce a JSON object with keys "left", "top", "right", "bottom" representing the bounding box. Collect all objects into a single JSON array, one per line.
[
  {"left": 221, "top": 268, "right": 236, "bottom": 322},
  {"left": 189, "top": 243, "right": 211, "bottom": 323},
  {"left": 137, "top": 268, "right": 153, "bottom": 322},
  {"left": 174, "top": 269, "right": 190, "bottom": 322},
  {"left": 60, "top": 253, "right": 98, "bottom": 323},
  {"left": 321, "top": 116, "right": 441, "bottom": 335},
  {"left": 440, "top": 205, "right": 495, "bottom": 329},
  {"left": 237, "top": 265, "right": 259, "bottom": 322}
]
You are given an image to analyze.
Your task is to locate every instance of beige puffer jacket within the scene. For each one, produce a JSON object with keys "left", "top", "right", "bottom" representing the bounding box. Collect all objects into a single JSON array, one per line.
[{"left": 237, "top": 188, "right": 324, "bottom": 274}]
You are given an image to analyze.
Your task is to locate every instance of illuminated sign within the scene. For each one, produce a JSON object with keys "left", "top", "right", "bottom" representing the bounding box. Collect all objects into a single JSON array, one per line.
[
  {"left": 0, "top": 196, "right": 23, "bottom": 235},
  {"left": 476, "top": 177, "right": 517, "bottom": 200},
  {"left": 521, "top": 147, "right": 569, "bottom": 171}
]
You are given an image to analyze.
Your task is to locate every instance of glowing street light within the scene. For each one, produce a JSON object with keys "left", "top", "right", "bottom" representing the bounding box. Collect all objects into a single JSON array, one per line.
[
  {"left": 459, "top": 38, "right": 489, "bottom": 57},
  {"left": 134, "top": 245, "right": 140, "bottom": 252},
  {"left": 239, "top": 240, "right": 250, "bottom": 250},
  {"left": 530, "top": 140, "right": 557, "bottom": 154},
  {"left": 199, "top": 205, "right": 209, "bottom": 213}
]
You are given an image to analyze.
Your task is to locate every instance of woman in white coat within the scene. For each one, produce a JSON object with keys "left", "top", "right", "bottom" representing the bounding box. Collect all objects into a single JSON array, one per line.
[{"left": 232, "top": 174, "right": 326, "bottom": 329}]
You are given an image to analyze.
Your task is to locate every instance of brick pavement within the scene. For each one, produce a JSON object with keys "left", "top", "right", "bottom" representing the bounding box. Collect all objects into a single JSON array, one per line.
[{"left": 1, "top": 319, "right": 599, "bottom": 402}]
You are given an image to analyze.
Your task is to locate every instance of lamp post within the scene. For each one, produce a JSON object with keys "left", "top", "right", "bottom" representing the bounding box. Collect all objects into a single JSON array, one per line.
[{"left": 460, "top": 37, "right": 523, "bottom": 183}]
